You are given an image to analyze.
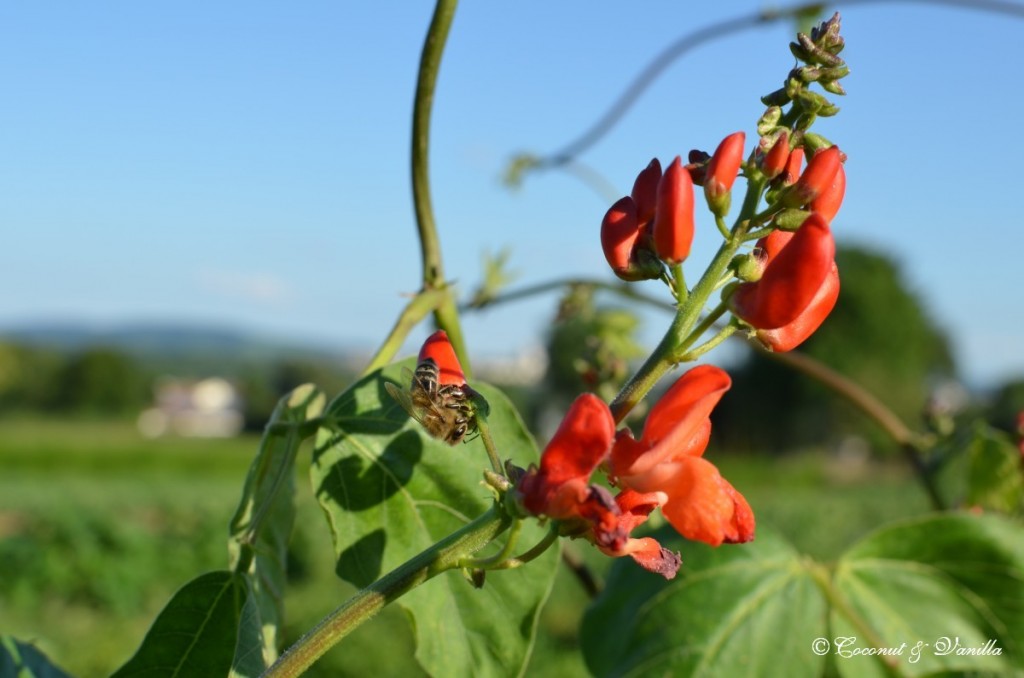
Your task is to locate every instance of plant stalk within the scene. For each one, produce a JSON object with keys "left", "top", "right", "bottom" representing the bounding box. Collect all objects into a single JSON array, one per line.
[
  {"left": 263, "top": 505, "right": 510, "bottom": 678},
  {"left": 410, "top": 0, "right": 472, "bottom": 376}
]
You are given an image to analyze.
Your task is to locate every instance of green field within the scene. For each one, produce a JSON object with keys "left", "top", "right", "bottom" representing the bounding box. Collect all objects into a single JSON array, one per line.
[{"left": 0, "top": 418, "right": 932, "bottom": 677}]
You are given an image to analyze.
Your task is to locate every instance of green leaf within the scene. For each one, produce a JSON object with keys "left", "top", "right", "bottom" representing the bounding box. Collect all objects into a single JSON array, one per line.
[
  {"left": 581, "top": 527, "right": 827, "bottom": 677},
  {"left": 831, "top": 512, "right": 1024, "bottom": 677},
  {"left": 310, "top": 362, "right": 558, "bottom": 678},
  {"left": 110, "top": 571, "right": 252, "bottom": 678},
  {"left": 228, "top": 383, "right": 325, "bottom": 666},
  {"left": 0, "top": 636, "right": 76, "bottom": 678}
]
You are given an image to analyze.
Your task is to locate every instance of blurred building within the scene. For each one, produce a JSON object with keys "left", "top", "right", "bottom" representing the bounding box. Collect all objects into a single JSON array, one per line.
[{"left": 137, "top": 377, "right": 243, "bottom": 438}]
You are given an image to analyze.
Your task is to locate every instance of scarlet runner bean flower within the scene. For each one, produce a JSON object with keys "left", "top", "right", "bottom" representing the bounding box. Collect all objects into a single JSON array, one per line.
[
  {"left": 600, "top": 159, "right": 667, "bottom": 282},
  {"left": 516, "top": 366, "right": 754, "bottom": 578},
  {"left": 756, "top": 260, "right": 839, "bottom": 352},
  {"left": 608, "top": 365, "right": 754, "bottom": 546},
  {"left": 809, "top": 160, "right": 846, "bottom": 222},
  {"left": 729, "top": 213, "right": 836, "bottom": 331},
  {"left": 703, "top": 131, "right": 745, "bottom": 217},
  {"left": 652, "top": 156, "right": 696, "bottom": 264},
  {"left": 760, "top": 131, "right": 790, "bottom": 180},
  {"left": 516, "top": 394, "right": 625, "bottom": 551},
  {"left": 783, "top": 145, "right": 841, "bottom": 207},
  {"left": 419, "top": 329, "right": 467, "bottom": 385}
]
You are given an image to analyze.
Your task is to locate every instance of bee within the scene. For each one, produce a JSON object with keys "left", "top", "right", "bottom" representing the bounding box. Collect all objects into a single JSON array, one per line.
[{"left": 385, "top": 358, "right": 477, "bottom": 445}]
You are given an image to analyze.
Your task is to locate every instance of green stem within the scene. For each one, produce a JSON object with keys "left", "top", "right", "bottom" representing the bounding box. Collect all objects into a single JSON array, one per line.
[
  {"left": 671, "top": 263, "right": 688, "bottom": 304},
  {"left": 609, "top": 235, "right": 743, "bottom": 423},
  {"left": 363, "top": 288, "right": 448, "bottom": 377},
  {"left": 475, "top": 414, "right": 504, "bottom": 475},
  {"left": 461, "top": 518, "right": 522, "bottom": 568},
  {"left": 263, "top": 505, "right": 510, "bottom": 678},
  {"left": 411, "top": 0, "right": 472, "bottom": 377},
  {"left": 488, "top": 526, "right": 560, "bottom": 570},
  {"left": 678, "top": 323, "right": 738, "bottom": 362},
  {"left": 674, "top": 301, "right": 730, "bottom": 356}
]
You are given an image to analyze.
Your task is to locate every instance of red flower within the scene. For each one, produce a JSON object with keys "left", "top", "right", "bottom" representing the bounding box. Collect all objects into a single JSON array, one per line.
[
  {"left": 784, "top": 146, "right": 841, "bottom": 207},
  {"left": 609, "top": 365, "right": 755, "bottom": 547},
  {"left": 631, "top": 158, "right": 662, "bottom": 226},
  {"left": 760, "top": 131, "right": 790, "bottom": 180},
  {"left": 780, "top": 146, "right": 804, "bottom": 186},
  {"left": 730, "top": 214, "right": 836, "bottom": 331},
  {"left": 809, "top": 160, "right": 846, "bottom": 223},
  {"left": 517, "top": 394, "right": 624, "bottom": 550},
  {"left": 597, "top": 489, "right": 682, "bottom": 578},
  {"left": 419, "top": 330, "right": 466, "bottom": 386},
  {"left": 704, "top": 131, "right": 745, "bottom": 216},
  {"left": 755, "top": 260, "right": 839, "bottom": 352},
  {"left": 652, "top": 156, "right": 696, "bottom": 264}
]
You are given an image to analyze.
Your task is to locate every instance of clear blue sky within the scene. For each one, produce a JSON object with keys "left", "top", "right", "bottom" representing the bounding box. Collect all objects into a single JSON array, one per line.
[{"left": 2, "top": 2, "right": 1022, "bottom": 388}]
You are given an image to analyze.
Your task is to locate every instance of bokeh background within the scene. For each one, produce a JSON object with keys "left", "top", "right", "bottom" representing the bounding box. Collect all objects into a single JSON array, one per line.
[{"left": 3, "top": 2, "right": 1023, "bottom": 676}]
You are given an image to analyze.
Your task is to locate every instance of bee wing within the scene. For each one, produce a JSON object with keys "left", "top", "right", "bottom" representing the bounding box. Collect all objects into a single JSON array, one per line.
[
  {"left": 384, "top": 381, "right": 418, "bottom": 418},
  {"left": 401, "top": 367, "right": 416, "bottom": 389}
]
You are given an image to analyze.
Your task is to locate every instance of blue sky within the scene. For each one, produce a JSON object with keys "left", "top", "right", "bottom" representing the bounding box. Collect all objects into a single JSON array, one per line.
[{"left": 2, "top": 2, "right": 1022, "bottom": 388}]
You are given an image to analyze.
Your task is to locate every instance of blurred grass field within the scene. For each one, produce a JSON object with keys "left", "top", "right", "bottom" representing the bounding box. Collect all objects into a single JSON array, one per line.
[{"left": 0, "top": 417, "right": 932, "bottom": 677}]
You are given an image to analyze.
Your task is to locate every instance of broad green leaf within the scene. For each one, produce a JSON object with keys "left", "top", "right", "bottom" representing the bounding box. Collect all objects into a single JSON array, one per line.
[
  {"left": 582, "top": 528, "right": 826, "bottom": 677},
  {"left": 311, "top": 363, "right": 558, "bottom": 678},
  {"left": 831, "top": 512, "right": 1024, "bottom": 677},
  {"left": 0, "top": 636, "right": 76, "bottom": 678},
  {"left": 111, "top": 571, "right": 251, "bottom": 678},
  {"left": 228, "top": 383, "right": 325, "bottom": 666}
]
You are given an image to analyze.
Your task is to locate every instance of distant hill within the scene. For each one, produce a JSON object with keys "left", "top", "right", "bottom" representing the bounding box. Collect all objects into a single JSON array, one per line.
[{"left": 0, "top": 321, "right": 366, "bottom": 377}]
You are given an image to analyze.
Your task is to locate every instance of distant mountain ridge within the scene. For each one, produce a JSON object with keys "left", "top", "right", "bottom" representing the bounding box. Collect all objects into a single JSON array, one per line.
[{"left": 0, "top": 320, "right": 365, "bottom": 373}]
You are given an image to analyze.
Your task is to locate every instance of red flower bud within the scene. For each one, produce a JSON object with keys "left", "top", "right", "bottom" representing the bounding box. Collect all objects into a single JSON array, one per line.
[
  {"left": 631, "top": 158, "right": 662, "bottom": 226},
  {"left": 756, "top": 262, "right": 839, "bottom": 351},
  {"left": 704, "top": 132, "right": 745, "bottom": 216},
  {"left": 780, "top": 146, "right": 804, "bottom": 186},
  {"left": 601, "top": 197, "right": 641, "bottom": 278},
  {"left": 652, "top": 156, "right": 695, "bottom": 264},
  {"left": 761, "top": 131, "right": 790, "bottom": 180},
  {"left": 809, "top": 160, "right": 845, "bottom": 223},
  {"left": 784, "top": 146, "right": 841, "bottom": 207},
  {"left": 730, "top": 214, "right": 836, "bottom": 330},
  {"left": 418, "top": 330, "right": 467, "bottom": 386}
]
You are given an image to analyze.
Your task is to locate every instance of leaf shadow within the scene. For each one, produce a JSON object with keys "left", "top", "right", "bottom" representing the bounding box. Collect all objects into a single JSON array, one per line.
[
  {"left": 314, "top": 429, "right": 424, "bottom": 512},
  {"left": 336, "top": 528, "right": 387, "bottom": 587}
]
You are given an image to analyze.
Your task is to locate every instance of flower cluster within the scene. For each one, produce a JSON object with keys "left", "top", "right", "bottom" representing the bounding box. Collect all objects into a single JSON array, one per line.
[
  {"left": 515, "top": 365, "right": 754, "bottom": 579},
  {"left": 735, "top": 141, "right": 845, "bottom": 351}
]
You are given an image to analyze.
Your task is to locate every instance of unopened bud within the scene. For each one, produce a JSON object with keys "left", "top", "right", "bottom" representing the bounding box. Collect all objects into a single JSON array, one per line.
[{"left": 704, "top": 132, "right": 746, "bottom": 217}]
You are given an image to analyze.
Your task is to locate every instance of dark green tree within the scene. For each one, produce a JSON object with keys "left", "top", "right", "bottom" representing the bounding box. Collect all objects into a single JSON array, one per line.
[
  {"left": 714, "top": 245, "right": 956, "bottom": 454},
  {"left": 54, "top": 347, "right": 149, "bottom": 415}
]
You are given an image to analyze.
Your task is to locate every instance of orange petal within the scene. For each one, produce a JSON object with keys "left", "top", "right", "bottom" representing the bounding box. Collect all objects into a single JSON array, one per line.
[{"left": 659, "top": 457, "right": 754, "bottom": 547}]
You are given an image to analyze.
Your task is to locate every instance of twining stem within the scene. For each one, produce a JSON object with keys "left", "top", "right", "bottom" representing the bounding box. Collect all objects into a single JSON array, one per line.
[
  {"left": 461, "top": 277, "right": 675, "bottom": 313},
  {"left": 363, "top": 288, "right": 448, "bottom": 376},
  {"left": 263, "top": 505, "right": 511, "bottom": 678},
  {"left": 411, "top": 0, "right": 472, "bottom": 377}
]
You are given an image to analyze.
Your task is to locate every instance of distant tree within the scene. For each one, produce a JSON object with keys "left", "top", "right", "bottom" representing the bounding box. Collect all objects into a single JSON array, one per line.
[
  {"left": 54, "top": 347, "right": 149, "bottom": 415},
  {"left": 714, "top": 245, "right": 956, "bottom": 454},
  {"left": 987, "top": 377, "right": 1024, "bottom": 434},
  {"left": 0, "top": 343, "right": 64, "bottom": 412}
]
